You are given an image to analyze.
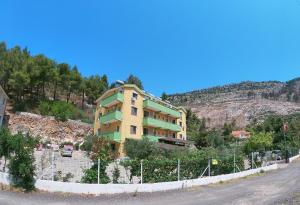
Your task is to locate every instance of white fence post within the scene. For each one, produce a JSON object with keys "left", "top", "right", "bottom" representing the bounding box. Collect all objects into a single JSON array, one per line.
[
  {"left": 208, "top": 159, "right": 211, "bottom": 177},
  {"left": 51, "top": 151, "right": 54, "bottom": 181},
  {"left": 97, "top": 158, "right": 100, "bottom": 184},
  {"left": 177, "top": 159, "right": 180, "bottom": 181},
  {"left": 141, "top": 160, "right": 143, "bottom": 184},
  {"left": 251, "top": 152, "right": 254, "bottom": 169}
]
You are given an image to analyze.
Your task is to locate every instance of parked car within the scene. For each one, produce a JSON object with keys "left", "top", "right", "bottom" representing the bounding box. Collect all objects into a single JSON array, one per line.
[
  {"left": 61, "top": 145, "right": 73, "bottom": 157},
  {"left": 52, "top": 144, "right": 60, "bottom": 152}
]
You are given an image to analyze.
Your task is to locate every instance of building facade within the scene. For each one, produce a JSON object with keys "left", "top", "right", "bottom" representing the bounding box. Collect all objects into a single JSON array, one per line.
[
  {"left": 94, "top": 84, "right": 187, "bottom": 156},
  {"left": 0, "top": 85, "right": 8, "bottom": 127}
]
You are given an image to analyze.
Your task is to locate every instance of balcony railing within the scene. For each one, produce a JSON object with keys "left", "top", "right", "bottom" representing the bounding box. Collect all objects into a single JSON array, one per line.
[
  {"left": 143, "top": 99, "right": 181, "bottom": 118},
  {"left": 100, "top": 92, "right": 124, "bottom": 107},
  {"left": 99, "top": 131, "right": 121, "bottom": 142},
  {"left": 143, "top": 117, "right": 181, "bottom": 132},
  {"left": 100, "top": 110, "right": 122, "bottom": 124}
]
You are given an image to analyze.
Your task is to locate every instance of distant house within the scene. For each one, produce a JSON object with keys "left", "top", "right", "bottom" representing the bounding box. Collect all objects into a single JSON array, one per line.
[
  {"left": 0, "top": 85, "right": 8, "bottom": 127},
  {"left": 231, "top": 130, "right": 251, "bottom": 139}
]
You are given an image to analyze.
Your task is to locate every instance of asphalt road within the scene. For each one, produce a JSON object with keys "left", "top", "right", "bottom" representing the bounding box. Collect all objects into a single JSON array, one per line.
[{"left": 1, "top": 160, "right": 300, "bottom": 205}]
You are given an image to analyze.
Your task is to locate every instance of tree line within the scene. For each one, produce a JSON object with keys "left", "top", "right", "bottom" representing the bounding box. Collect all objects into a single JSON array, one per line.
[{"left": 0, "top": 42, "right": 144, "bottom": 112}]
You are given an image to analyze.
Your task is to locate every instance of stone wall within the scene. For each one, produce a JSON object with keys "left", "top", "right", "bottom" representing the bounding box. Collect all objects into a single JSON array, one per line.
[{"left": 8, "top": 112, "right": 93, "bottom": 144}]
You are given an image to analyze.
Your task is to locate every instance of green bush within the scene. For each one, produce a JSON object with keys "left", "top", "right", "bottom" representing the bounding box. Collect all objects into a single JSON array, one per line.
[
  {"left": 38, "top": 100, "right": 91, "bottom": 122},
  {"left": 81, "top": 162, "right": 110, "bottom": 184},
  {"left": 122, "top": 148, "right": 245, "bottom": 183},
  {"left": 8, "top": 133, "right": 38, "bottom": 191}
]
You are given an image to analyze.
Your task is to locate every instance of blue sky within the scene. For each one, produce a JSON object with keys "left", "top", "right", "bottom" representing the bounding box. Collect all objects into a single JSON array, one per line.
[{"left": 1, "top": 0, "right": 300, "bottom": 96}]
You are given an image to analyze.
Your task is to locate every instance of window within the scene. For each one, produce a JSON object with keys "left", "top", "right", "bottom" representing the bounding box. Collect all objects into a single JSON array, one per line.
[
  {"left": 144, "top": 111, "right": 149, "bottom": 117},
  {"left": 172, "top": 133, "right": 176, "bottom": 138},
  {"left": 179, "top": 122, "right": 182, "bottom": 127},
  {"left": 130, "top": 125, "right": 137, "bottom": 134},
  {"left": 132, "top": 92, "right": 138, "bottom": 100},
  {"left": 172, "top": 120, "right": 176, "bottom": 124},
  {"left": 131, "top": 107, "right": 138, "bottom": 116},
  {"left": 116, "top": 126, "right": 120, "bottom": 132},
  {"left": 143, "top": 128, "right": 148, "bottom": 135}
]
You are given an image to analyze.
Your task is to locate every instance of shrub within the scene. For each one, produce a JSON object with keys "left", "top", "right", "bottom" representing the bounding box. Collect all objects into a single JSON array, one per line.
[
  {"left": 124, "top": 138, "right": 158, "bottom": 160},
  {"left": 8, "top": 133, "right": 38, "bottom": 191}
]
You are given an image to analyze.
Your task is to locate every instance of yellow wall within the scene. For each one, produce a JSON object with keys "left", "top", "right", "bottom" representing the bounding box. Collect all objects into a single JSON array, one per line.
[
  {"left": 94, "top": 84, "right": 187, "bottom": 156},
  {"left": 177, "top": 109, "right": 187, "bottom": 140},
  {"left": 120, "top": 88, "right": 144, "bottom": 142}
]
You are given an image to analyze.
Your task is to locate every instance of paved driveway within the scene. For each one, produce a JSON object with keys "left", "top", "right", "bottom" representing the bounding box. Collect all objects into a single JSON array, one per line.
[{"left": 1, "top": 160, "right": 300, "bottom": 205}]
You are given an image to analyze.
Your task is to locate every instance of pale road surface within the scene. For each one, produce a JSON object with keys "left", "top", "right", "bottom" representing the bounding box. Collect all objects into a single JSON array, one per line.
[{"left": 1, "top": 160, "right": 300, "bottom": 205}]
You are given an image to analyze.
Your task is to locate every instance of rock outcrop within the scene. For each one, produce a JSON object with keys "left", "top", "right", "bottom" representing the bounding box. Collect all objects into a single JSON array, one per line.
[
  {"left": 168, "top": 79, "right": 300, "bottom": 128},
  {"left": 8, "top": 112, "right": 93, "bottom": 144}
]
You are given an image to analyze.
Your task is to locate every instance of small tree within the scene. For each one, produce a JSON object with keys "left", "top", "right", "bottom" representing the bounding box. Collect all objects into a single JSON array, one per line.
[
  {"left": 243, "top": 132, "right": 273, "bottom": 154},
  {"left": 124, "top": 138, "right": 158, "bottom": 160},
  {"left": 8, "top": 133, "right": 38, "bottom": 191},
  {"left": 125, "top": 74, "right": 144, "bottom": 89},
  {"left": 81, "top": 137, "right": 116, "bottom": 184},
  {"left": 0, "top": 128, "right": 12, "bottom": 171}
]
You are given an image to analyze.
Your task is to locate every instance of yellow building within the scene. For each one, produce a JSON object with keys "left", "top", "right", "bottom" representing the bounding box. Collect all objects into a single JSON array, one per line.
[{"left": 94, "top": 84, "right": 187, "bottom": 156}]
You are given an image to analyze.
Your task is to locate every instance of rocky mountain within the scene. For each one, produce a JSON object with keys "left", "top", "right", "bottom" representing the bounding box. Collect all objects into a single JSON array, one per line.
[{"left": 167, "top": 78, "right": 300, "bottom": 128}]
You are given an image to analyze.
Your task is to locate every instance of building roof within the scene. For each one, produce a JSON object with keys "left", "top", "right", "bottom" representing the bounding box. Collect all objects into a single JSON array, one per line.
[
  {"left": 0, "top": 85, "right": 8, "bottom": 99},
  {"left": 96, "top": 84, "right": 183, "bottom": 112},
  {"left": 231, "top": 130, "right": 251, "bottom": 139}
]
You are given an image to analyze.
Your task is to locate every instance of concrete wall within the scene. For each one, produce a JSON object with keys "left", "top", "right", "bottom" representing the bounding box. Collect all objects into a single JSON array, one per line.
[{"left": 0, "top": 163, "right": 280, "bottom": 195}]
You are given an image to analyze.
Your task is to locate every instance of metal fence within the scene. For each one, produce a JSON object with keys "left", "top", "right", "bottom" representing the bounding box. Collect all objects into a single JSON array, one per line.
[{"left": 0, "top": 148, "right": 299, "bottom": 184}]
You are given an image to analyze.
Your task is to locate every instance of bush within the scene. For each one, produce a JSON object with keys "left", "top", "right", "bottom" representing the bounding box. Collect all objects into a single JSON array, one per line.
[
  {"left": 81, "top": 162, "right": 110, "bottom": 184},
  {"left": 8, "top": 133, "right": 38, "bottom": 191},
  {"left": 124, "top": 138, "right": 158, "bottom": 160},
  {"left": 121, "top": 147, "right": 245, "bottom": 183},
  {"left": 38, "top": 100, "right": 90, "bottom": 122}
]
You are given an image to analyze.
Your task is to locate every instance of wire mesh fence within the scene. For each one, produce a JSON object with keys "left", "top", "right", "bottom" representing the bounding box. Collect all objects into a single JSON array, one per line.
[{"left": 0, "top": 148, "right": 299, "bottom": 184}]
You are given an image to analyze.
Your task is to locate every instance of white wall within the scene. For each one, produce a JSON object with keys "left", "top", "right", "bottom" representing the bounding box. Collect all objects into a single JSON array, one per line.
[{"left": 0, "top": 163, "right": 279, "bottom": 195}]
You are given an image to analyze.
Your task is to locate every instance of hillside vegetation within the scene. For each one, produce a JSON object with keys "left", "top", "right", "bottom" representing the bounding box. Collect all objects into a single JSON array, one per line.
[
  {"left": 167, "top": 80, "right": 300, "bottom": 128},
  {"left": 0, "top": 42, "right": 143, "bottom": 122}
]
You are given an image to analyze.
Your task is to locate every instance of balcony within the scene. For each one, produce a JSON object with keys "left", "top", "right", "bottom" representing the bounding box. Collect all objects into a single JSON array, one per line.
[
  {"left": 143, "top": 117, "right": 181, "bottom": 132},
  {"left": 100, "top": 110, "right": 122, "bottom": 124},
  {"left": 99, "top": 131, "right": 121, "bottom": 142},
  {"left": 100, "top": 92, "right": 124, "bottom": 107},
  {"left": 143, "top": 99, "right": 181, "bottom": 118},
  {"left": 143, "top": 135, "right": 161, "bottom": 142}
]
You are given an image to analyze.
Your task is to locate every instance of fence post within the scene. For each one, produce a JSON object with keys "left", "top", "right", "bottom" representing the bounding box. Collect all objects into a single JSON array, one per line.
[
  {"left": 208, "top": 158, "right": 211, "bottom": 177},
  {"left": 51, "top": 151, "right": 54, "bottom": 181},
  {"left": 251, "top": 152, "right": 254, "bottom": 169},
  {"left": 141, "top": 160, "right": 143, "bottom": 184},
  {"left": 177, "top": 159, "right": 180, "bottom": 181},
  {"left": 97, "top": 158, "right": 100, "bottom": 184},
  {"left": 234, "top": 140, "right": 237, "bottom": 173}
]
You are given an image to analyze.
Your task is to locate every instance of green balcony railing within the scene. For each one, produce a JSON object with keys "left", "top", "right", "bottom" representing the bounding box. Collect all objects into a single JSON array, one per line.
[
  {"left": 100, "top": 92, "right": 124, "bottom": 107},
  {"left": 99, "top": 131, "right": 121, "bottom": 142},
  {"left": 143, "top": 99, "right": 181, "bottom": 118},
  {"left": 143, "top": 117, "right": 181, "bottom": 132},
  {"left": 143, "top": 135, "right": 161, "bottom": 142},
  {"left": 100, "top": 110, "right": 122, "bottom": 124}
]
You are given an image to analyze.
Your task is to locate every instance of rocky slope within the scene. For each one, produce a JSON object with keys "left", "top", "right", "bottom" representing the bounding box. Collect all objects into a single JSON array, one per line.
[
  {"left": 8, "top": 112, "right": 93, "bottom": 144},
  {"left": 168, "top": 79, "right": 300, "bottom": 128}
]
